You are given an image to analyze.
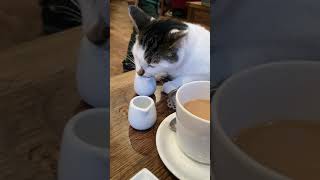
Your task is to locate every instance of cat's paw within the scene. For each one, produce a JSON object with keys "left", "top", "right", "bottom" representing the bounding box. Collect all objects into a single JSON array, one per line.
[
  {"left": 155, "top": 73, "right": 171, "bottom": 82},
  {"left": 163, "top": 81, "right": 179, "bottom": 94}
]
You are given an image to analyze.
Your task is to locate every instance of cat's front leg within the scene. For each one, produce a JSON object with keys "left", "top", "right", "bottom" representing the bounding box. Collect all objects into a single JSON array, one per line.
[
  {"left": 163, "top": 81, "right": 180, "bottom": 94},
  {"left": 162, "top": 76, "right": 194, "bottom": 94}
]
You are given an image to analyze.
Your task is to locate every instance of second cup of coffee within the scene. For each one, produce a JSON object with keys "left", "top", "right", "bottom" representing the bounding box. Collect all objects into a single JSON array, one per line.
[{"left": 128, "top": 96, "right": 157, "bottom": 130}]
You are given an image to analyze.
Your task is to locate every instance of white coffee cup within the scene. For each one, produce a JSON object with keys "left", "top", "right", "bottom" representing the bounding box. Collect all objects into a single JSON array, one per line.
[
  {"left": 213, "top": 61, "right": 320, "bottom": 180},
  {"left": 128, "top": 96, "right": 157, "bottom": 130},
  {"left": 175, "top": 81, "right": 210, "bottom": 164},
  {"left": 58, "top": 108, "right": 109, "bottom": 180},
  {"left": 76, "top": 37, "right": 108, "bottom": 107}
]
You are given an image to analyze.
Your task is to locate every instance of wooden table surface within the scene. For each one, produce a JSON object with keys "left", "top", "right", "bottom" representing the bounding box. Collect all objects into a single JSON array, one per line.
[
  {"left": 0, "top": 27, "right": 91, "bottom": 180},
  {"left": 110, "top": 71, "right": 176, "bottom": 179},
  {"left": 186, "top": 1, "right": 210, "bottom": 29}
]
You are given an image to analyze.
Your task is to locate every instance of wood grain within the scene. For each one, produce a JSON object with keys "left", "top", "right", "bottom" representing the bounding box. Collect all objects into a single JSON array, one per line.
[
  {"left": 110, "top": 71, "right": 177, "bottom": 179},
  {"left": 110, "top": 0, "right": 133, "bottom": 77},
  {"left": 0, "top": 27, "right": 89, "bottom": 180},
  {"left": 186, "top": 1, "right": 210, "bottom": 28}
]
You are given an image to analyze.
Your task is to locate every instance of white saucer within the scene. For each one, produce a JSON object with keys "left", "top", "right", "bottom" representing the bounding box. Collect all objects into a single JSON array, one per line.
[{"left": 156, "top": 113, "right": 210, "bottom": 180}]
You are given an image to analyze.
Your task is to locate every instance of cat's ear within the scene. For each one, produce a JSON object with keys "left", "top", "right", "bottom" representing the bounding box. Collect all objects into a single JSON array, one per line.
[
  {"left": 168, "top": 29, "right": 188, "bottom": 47},
  {"left": 128, "top": 5, "right": 153, "bottom": 32}
]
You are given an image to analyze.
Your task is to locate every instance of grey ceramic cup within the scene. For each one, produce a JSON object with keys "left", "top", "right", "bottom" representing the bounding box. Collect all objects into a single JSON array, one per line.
[
  {"left": 58, "top": 108, "right": 109, "bottom": 180},
  {"left": 213, "top": 61, "right": 320, "bottom": 180},
  {"left": 76, "top": 37, "right": 108, "bottom": 107}
]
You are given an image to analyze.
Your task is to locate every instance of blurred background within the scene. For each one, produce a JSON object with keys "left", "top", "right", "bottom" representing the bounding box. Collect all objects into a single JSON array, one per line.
[
  {"left": 0, "top": 0, "right": 81, "bottom": 51},
  {"left": 0, "top": 1, "right": 85, "bottom": 179}
]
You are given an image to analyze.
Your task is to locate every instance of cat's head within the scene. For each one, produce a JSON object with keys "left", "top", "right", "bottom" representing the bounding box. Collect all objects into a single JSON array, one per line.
[
  {"left": 128, "top": 6, "right": 188, "bottom": 77},
  {"left": 78, "top": 0, "right": 108, "bottom": 45}
]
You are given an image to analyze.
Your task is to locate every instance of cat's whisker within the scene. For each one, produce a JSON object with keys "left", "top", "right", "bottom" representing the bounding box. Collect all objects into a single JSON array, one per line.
[
  {"left": 127, "top": 57, "right": 135, "bottom": 61},
  {"left": 54, "top": 9, "right": 81, "bottom": 19},
  {"left": 54, "top": 5, "right": 81, "bottom": 17},
  {"left": 122, "top": 55, "right": 135, "bottom": 64},
  {"left": 127, "top": 56, "right": 135, "bottom": 63},
  {"left": 129, "top": 59, "right": 135, "bottom": 64},
  {"left": 70, "top": 0, "right": 80, "bottom": 9},
  {"left": 127, "top": 59, "right": 135, "bottom": 64},
  {"left": 65, "top": 17, "right": 82, "bottom": 23}
]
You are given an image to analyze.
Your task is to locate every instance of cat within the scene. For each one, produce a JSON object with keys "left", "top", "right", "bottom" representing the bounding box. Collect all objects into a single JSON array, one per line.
[{"left": 128, "top": 6, "right": 210, "bottom": 94}]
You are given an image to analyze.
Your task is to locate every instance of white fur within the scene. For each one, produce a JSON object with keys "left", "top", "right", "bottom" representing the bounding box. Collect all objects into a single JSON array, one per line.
[{"left": 133, "top": 23, "right": 210, "bottom": 94}]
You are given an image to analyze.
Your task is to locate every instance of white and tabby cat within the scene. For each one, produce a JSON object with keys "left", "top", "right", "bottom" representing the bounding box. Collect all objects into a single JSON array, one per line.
[{"left": 128, "top": 6, "right": 210, "bottom": 94}]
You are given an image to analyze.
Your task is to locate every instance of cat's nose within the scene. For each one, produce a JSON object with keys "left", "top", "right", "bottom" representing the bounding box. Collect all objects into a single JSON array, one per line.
[{"left": 137, "top": 68, "right": 145, "bottom": 76}]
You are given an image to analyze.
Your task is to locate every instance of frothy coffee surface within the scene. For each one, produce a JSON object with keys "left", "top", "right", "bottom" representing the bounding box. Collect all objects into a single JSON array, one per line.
[
  {"left": 233, "top": 120, "right": 320, "bottom": 180},
  {"left": 183, "top": 99, "right": 210, "bottom": 121}
]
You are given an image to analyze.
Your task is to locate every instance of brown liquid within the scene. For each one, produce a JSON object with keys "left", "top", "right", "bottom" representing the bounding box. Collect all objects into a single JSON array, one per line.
[
  {"left": 183, "top": 99, "right": 210, "bottom": 121},
  {"left": 233, "top": 120, "right": 320, "bottom": 180}
]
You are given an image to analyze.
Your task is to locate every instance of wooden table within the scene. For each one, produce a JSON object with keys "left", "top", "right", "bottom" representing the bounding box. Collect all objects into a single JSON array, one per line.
[
  {"left": 110, "top": 71, "right": 176, "bottom": 179},
  {"left": 0, "top": 27, "right": 91, "bottom": 179},
  {"left": 186, "top": 1, "right": 210, "bottom": 28}
]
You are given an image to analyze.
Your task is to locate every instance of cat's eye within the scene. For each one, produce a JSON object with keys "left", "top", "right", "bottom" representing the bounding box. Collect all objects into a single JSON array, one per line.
[{"left": 148, "top": 64, "right": 155, "bottom": 68}]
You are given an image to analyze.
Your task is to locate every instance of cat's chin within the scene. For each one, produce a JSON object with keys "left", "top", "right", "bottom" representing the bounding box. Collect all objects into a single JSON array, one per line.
[
  {"left": 154, "top": 73, "right": 170, "bottom": 82},
  {"left": 133, "top": 73, "right": 164, "bottom": 81},
  {"left": 138, "top": 72, "right": 169, "bottom": 81}
]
